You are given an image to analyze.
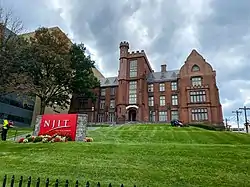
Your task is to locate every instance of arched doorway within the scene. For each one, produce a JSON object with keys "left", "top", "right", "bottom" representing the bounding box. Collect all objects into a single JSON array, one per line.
[{"left": 128, "top": 109, "right": 137, "bottom": 121}]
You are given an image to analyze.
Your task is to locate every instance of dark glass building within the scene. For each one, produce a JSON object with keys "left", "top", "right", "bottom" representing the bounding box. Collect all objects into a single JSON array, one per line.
[{"left": 0, "top": 26, "right": 35, "bottom": 126}]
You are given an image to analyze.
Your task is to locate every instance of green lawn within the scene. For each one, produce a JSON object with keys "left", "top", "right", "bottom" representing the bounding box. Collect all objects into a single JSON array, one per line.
[
  {"left": 6, "top": 127, "right": 33, "bottom": 139},
  {"left": 1, "top": 124, "right": 250, "bottom": 187}
]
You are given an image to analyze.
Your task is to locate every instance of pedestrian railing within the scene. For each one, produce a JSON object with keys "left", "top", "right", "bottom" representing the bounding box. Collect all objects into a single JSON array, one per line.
[{"left": 2, "top": 175, "right": 142, "bottom": 187}]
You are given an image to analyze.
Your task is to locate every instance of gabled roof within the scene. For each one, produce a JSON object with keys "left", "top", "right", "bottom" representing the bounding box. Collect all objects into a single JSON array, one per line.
[{"left": 186, "top": 49, "right": 204, "bottom": 61}]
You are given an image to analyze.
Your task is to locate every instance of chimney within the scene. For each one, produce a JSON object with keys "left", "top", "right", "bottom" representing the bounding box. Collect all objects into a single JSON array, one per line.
[{"left": 161, "top": 64, "right": 167, "bottom": 72}]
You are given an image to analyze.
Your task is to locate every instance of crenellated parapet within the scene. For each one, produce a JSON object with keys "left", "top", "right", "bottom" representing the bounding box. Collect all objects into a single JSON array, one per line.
[
  {"left": 119, "top": 41, "right": 129, "bottom": 48},
  {"left": 128, "top": 50, "right": 145, "bottom": 56}
]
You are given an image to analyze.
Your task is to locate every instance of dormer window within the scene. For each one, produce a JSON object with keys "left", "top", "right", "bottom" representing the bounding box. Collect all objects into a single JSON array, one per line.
[
  {"left": 105, "top": 79, "right": 110, "bottom": 84},
  {"left": 191, "top": 65, "right": 200, "bottom": 72}
]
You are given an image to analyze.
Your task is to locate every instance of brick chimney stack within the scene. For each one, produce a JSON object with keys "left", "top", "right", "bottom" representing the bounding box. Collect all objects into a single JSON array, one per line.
[{"left": 161, "top": 64, "right": 167, "bottom": 72}]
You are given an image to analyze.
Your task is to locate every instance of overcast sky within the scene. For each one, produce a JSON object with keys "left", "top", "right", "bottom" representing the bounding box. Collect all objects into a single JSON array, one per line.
[{"left": 1, "top": 0, "right": 250, "bottom": 127}]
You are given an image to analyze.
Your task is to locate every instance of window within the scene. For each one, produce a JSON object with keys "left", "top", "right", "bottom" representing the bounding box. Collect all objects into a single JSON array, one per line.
[
  {"left": 159, "top": 111, "right": 167, "bottom": 122},
  {"left": 148, "top": 84, "right": 154, "bottom": 92},
  {"left": 129, "top": 81, "right": 137, "bottom": 104},
  {"left": 190, "top": 91, "right": 206, "bottom": 103},
  {"left": 171, "top": 95, "right": 178, "bottom": 106},
  {"left": 171, "top": 110, "right": 179, "bottom": 120},
  {"left": 160, "top": 96, "right": 165, "bottom": 106},
  {"left": 129, "top": 60, "right": 137, "bottom": 77},
  {"left": 171, "top": 82, "right": 177, "bottom": 91},
  {"left": 100, "top": 100, "right": 105, "bottom": 109},
  {"left": 149, "top": 111, "right": 155, "bottom": 122},
  {"left": 101, "top": 88, "right": 106, "bottom": 96},
  {"left": 148, "top": 97, "right": 154, "bottom": 106},
  {"left": 159, "top": 83, "right": 165, "bottom": 92},
  {"left": 98, "top": 114, "right": 105, "bottom": 122},
  {"left": 108, "top": 112, "right": 115, "bottom": 122},
  {"left": 192, "top": 65, "right": 200, "bottom": 72},
  {"left": 0, "top": 113, "right": 31, "bottom": 124},
  {"left": 191, "top": 77, "right": 202, "bottom": 86},
  {"left": 0, "top": 96, "right": 35, "bottom": 111},
  {"left": 110, "top": 87, "right": 115, "bottom": 95},
  {"left": 110, "top": 100, "right": 115, "bottom": 108},
  {"left": 79, "top": 99, "right": 88, "bottom": 109},
  {"left": 191, "top": 108, "right": 208, "bottom": 121}
]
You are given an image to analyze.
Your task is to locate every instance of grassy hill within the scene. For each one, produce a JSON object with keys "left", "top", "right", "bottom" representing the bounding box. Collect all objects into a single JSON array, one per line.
[{"left": 1, "top": 124, "right": 250, "bottom": 187}]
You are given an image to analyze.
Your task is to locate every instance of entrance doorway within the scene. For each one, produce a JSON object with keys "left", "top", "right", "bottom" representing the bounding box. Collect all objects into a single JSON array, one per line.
[{"left": 128, "top": 109, "right": 137, "bottom": 121}]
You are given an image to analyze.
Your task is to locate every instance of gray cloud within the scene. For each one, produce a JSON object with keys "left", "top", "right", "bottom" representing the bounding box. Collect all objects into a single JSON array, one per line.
[
  {"left": 2, "top": 0, "right": 250, "bottom": 126},
  {"left": 0, "top": 0, "right": 68, "bottom": 33}
]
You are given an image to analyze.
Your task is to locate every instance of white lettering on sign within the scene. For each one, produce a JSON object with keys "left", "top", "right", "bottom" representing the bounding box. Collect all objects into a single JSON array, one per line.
[{"left": 43, "top": 119, "right": 70, "bottom": 128}]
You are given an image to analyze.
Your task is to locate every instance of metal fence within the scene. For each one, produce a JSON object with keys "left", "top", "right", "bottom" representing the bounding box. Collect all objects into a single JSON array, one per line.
[{"left": 2, "top": 175, "right": 142, "bottom": 187}]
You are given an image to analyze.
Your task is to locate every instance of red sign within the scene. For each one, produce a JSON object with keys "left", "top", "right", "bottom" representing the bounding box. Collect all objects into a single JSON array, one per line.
[{"left": 39, "top": 114, "right": 78, "bottom": 140}]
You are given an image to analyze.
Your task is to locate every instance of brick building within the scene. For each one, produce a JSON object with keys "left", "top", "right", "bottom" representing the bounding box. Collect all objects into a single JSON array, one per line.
[{"left": 69, "top": 41, "right": 224, "bottom": 126}]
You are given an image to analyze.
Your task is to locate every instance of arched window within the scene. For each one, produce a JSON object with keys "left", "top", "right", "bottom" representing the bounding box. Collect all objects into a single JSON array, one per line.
[{"left": 191, "top": 65, "right": 200, "bottom": 72}]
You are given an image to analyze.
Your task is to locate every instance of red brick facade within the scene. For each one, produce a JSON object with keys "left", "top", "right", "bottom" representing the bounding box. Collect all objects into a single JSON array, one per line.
[{"left": 69, "top": 41, "right": 224, "bottom": 126}]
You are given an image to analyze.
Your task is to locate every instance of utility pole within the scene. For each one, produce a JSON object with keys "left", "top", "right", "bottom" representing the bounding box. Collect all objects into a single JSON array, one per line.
[
  {"left": 224, "top": 118, "right": 230, "bottom": 130},
  {"left": 239, "top": 106, "right": 250, "bottom": 133},
  {"left": 232, "top": 110, "right": 242, "bottom": 132}
]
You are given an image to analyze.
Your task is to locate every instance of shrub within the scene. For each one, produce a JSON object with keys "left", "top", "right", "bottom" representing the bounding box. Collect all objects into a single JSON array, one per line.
[
  {"left": 66, "top": 136, "right": 72, "bottom": 141},
  {"left": 54, "top": 137, "right": 61, "bottom": 142},
  {"left": 18, "top": 138, "right": 24, "bottom": 143},
  {"left": 18, "top": 134, "right": 73, "bottom": 144},
  {"left": 33, "top": 136, "right": 42, "bottom": 143},
  {"left": 189, "top": 123, "right": 222, "bottom": 131},
  {"left": 27, "top": 137, "right": 34, "bottom": 142},
  {"left": 42, "top": 138, "right": 49, "bottom": 143}
]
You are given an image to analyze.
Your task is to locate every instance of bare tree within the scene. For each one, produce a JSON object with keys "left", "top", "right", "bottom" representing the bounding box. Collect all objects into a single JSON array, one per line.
[{"left": 0, "top": 7, "right": 24, "bottom": 96}]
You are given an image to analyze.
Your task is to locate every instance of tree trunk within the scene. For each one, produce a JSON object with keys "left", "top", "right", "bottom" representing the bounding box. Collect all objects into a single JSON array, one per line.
[{"left": 40, "top": 99, "right": 46, "bottom": 115}]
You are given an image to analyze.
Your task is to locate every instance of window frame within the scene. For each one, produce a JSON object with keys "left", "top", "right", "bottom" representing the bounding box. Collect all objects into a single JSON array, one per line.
[
  {"left": 148, "top": 97, "right": 154, "bottom": 106},
  {"left": 191, "top": 77, "right": 202, "bottom": 86},
  {"left": 98, "top": 114, "right": 105, "bottom": 122},
  {"left": 108, "top": 112, "right": 115, "bottom": 122},
  {"left": 191, "top": 65, "right": 200, "bottom": 72},
  {"left": 171, "top": 82, "right": 177, "bottom": 91},
  {"left": 159, "top": 83, "right": 165, "bottom": 92},
  {"left": 171, "top": 110, "right": 179, "bottom": 120},
  {"left": 129, "top": 60, "right": 138, "bottom": 77},
  {"left": 191, "top": 108, "right": 208, "bottom": 121},
  {"left": 149, "top": 111, "right": 156, "bottom": 122},
  {"left": 101, "top": 88, "right": 106, "bottom": 96},
  {"left": 159, "top": 96, "right": 165, "bottom": 106},
  {"left": 159, "top": 111, "right": 167, "bottom": 122},
  {"left": 110, "top": 99, "right": 115, "bottom": 108},
  {"left": 100, "top": 100, "right": 105, "bottom": 109},
  {"left": 129, "top": 81, "right": 137, "bottom": 104},
  {"left": 190, "top": 90, "right": 206, "bottom": 103},
  {"left": 148, "top": 84, "right": 154, "bottom": 92},
  {"left": 171, "top": 95, "right": 178, "bottom": 106},
  {"left": 110, "top": 87, "right": 115, "bottom": 95}
]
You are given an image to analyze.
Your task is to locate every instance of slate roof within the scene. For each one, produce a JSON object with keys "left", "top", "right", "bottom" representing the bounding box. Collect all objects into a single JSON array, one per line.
[
  {"left": 100, "top": 77, "right": 118, "bottom": 87},
  {"left": 100, "top": 70, "right": 180, "bottom": 87},
  {"left": 147, "top": 70, "right": 179, "bottom": 83}
]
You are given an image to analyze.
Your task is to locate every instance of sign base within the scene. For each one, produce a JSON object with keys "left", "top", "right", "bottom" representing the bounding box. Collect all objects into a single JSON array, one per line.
[{"left": 33, "top": 114, "right": 87, "bottom": 141}]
